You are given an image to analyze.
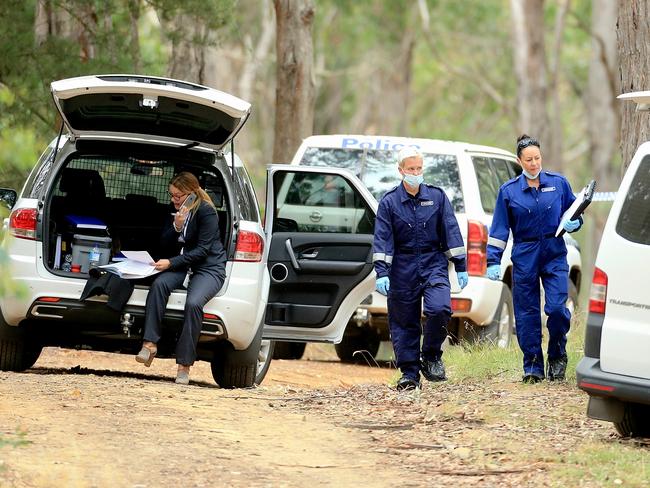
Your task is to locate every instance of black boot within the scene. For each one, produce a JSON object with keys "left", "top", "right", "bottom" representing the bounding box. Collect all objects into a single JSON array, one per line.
[
  {"left": 547, "top": 355, "right": 568, "bottom": 381},
  {"left": 421, "top": 358, "right": 447, "bottom": 382},
  {"left": 396, "top": 375, "right": 421, "bottom": 391},
  {"left": 522, "top": 374, "right": 543, "bottom": 384}
]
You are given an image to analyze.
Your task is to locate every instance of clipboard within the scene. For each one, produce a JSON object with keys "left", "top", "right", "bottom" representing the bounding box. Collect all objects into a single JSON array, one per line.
[{"left": 555, "top": 179, "right": 596, "bottom": 237}]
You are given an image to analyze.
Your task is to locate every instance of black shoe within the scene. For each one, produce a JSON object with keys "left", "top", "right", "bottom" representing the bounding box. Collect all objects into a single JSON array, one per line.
[
  {"left": 395, "top": 376, "right": 420, "bottom": 391},
  {"left": 547, "top": 355, "right": 568, "bottom": 381},
  {"left": 522, "top": 374, "right": 543, "bottom": 384},
  {"left": 421, "top": 358, "right": 447, "bottom": 382}
]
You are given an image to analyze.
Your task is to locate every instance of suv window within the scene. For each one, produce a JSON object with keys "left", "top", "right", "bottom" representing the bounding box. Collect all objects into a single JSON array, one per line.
[
  {"left": 491, "top": 158, "right": 514, "bottom": 183},
  {"left": 274, "top": 171, "right": 375, "bottom": 234},
  {"left": 615, "top": 154, "right": 650, "bottom": 245},
  {"left": 471, "top": 156, "right": 499, "bottom": 213},
  {"left": 235, "top": 166, "right": 260, "bottom": 222},
  {"left": 300, "top": 147, "right": 464, "bottom": 212}
]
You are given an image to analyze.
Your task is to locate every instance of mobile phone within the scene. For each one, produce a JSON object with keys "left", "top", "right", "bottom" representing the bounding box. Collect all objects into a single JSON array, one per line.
[{"left": 180, "top": 192, "right": 197, "bottom": 211}]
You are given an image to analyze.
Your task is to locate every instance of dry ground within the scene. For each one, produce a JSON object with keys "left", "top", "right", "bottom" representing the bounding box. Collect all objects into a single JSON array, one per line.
[{"left": 0, "top": 345, "right": 646, "bottom": 488}]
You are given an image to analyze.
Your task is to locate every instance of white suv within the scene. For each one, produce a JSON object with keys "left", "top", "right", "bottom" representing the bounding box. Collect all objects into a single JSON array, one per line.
[
  {"left": 577, "top": 92, "right": 650, "bottom": 437},
  {"left": 285, "top": 134, "right": 582, "bottom": 361},
  {"left": 0, "top": 75, "right": 379, "bottom": 387}
]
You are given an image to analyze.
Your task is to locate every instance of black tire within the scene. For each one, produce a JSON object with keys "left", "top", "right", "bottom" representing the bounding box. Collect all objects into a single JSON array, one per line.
[
  {"left": 614, "top": 402, "right": 650, "bottom": 438},
  {"left": 0, "top": 319, "right": 42, "bottom": 372},
  {"left": 211, "top": 321, "right": 268, "bottom": 389},
  {"left": 460, "top": 285, "right": 514, "bottom": 348},
  {"left": 567, "top": 281, "right": 579, "bottom": 318},
  {"left": 255, "top": 340, "right": 274, "bottom": 385},
  {"left": 335, "top": 326, "right": 380, "bottom": 363},
  {"left": 272, "top": 341, "right": 306, "bottom": 360}
]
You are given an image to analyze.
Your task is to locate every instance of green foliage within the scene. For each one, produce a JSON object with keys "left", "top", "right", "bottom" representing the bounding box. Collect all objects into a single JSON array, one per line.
[{"left": 0, "top": 428, "right": 31, "bottom": 448}]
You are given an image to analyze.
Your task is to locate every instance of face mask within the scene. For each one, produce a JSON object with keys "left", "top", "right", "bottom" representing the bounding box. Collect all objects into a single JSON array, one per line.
[
  {"left": 522, "top": 168, "right": 540, "bottom": 180},
  {"left": 403, "top": 173, "right": 424, "bottom": 187}
]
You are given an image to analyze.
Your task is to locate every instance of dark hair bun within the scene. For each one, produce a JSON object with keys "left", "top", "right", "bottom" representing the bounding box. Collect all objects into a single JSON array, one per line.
[{"left": 517, "top": 134, "right": 531, "bottom": 143}]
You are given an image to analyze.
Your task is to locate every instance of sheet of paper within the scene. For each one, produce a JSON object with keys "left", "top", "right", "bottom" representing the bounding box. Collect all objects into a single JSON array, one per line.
[
  {"left": 99, "top": 256, "right": 159, "bottom": 279},
  {"left": 120, "top": 250, "right": 155, "bottom": 264}
]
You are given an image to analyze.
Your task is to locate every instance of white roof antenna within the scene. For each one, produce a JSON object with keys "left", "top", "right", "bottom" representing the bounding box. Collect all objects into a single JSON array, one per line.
[{"left": 617, "top": 91, "right": 650, "bottom": 111}]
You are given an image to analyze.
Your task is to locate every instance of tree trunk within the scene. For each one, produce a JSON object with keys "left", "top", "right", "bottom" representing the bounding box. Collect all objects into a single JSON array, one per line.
[
  {"left": 617, "top": 0, "right": 650, "bottom": 172},
  {"left": 272, "top": 0, "right": 315, "bottom": 164},
  {"left": 165, "top": 15, "right": 211, "bottom": 85},
  {"left": 588, "top": 0, "right": 620, "bottom": 191},
  {"left": 510, "top": 0, "right": 558, "bottom": 167}
]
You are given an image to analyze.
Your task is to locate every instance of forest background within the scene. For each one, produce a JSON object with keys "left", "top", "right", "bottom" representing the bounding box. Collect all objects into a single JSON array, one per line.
[{"left": 1, "top": 0, "right": 648, "bottom": 301}]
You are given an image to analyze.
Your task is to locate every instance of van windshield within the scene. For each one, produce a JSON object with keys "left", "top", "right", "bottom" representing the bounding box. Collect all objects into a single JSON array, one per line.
[{"left": 300, "top": 147, "right": 464, "bottom": 212}]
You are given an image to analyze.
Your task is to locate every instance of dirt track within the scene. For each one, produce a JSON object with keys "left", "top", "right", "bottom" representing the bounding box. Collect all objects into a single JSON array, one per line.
[{"left": 0, "top": 345, "right": 635, "bottom": 487}]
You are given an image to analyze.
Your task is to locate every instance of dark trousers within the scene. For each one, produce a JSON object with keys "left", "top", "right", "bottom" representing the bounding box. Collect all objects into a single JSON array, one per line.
[
  {"left": 388, "top": 282, "right": 452, "bottom": 380},
  {"left": 143, "top": 268, "right": 224, "bottom": 365}
]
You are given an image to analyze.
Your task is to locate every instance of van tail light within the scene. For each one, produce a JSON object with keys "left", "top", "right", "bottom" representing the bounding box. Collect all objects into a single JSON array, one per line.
[
  {"left": 9, "top": 208, "right": 38, "bottom": 240},
  {"left": 466, "top": 220, "right": 487, "bottom": 276},
  {"left": 588, "top": 267, "right": 608, "bottom": 314},
  {"left": 234, "top": 230, "right": 263, "bottom": 262}
]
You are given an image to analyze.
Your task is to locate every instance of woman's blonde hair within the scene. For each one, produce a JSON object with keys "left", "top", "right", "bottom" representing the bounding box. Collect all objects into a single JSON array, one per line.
[{"left": 169, "top": 171, "right": 214, "bottom": 211}]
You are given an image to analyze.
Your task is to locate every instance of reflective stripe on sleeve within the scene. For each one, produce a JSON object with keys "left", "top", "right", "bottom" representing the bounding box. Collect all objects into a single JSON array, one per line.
[
  {"left": 373, "top": 253, "right": 393, "bottom": 264},
  {"left": 488, "top": 237, "right": 507, "bottom": 250},
  {"left": 447, "top": 246, "right": 466, "bottom": 257}
]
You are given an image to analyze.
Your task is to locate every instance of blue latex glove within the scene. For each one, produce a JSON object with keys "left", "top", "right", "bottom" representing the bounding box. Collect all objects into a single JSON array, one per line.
[
  {"left": 563, "top": 218, "right": 580, "bottom": 232},
  {"left": 376, "top": 276, "right": 390, "bottom": 296},
  {"left": 457, "top": 271, "right": 468, "bottom": 289},
  {"left": 486, "top": 264, "right": 500, "bottom": 281}
]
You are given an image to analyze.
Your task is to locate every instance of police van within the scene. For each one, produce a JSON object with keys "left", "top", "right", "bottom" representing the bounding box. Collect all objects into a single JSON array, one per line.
[
  {"left": 277, "top": 134, "right": 583, "bottom": 362},
  {"left": 577, "top": 91, "right": 650, "bottom": 437}
]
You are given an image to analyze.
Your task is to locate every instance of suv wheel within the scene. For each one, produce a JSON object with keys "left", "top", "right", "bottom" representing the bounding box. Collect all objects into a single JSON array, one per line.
[
  {"left": 211, "top": 329, "right": 271, "bottom": 388},
  {"left": 335, "top": 326, "right": 380, "bottom": 363},
  {"left": 459, "top": 285, "right": 514, "bottom": 348},
  {"left": 614, "top": 402, "right": 650, "bottom": 437},
  {"left": 272, "top": 341, "right": 306, "bottom": 360},
  {"left": 0, "top": 319, "right": 43, "bottom": 372}
]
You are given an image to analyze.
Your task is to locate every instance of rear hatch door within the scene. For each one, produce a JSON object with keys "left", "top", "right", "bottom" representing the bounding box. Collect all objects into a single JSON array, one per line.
[{"left": 50, "top": 74, "right": 251, "bottom": 151}]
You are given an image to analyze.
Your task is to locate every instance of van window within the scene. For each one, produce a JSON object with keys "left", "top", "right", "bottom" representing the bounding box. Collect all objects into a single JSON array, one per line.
[
  {"left": 300, "top": 147, "right": 464, "bottom": 212},
  {"left": 616, "top": 155, "right": 650, "bottom": 245},
  {"left": 471, "top": 156, "right": 499, "bottom": 213},
  {"left": 491, "top": 158, "right": 514, "bottom": 184}
]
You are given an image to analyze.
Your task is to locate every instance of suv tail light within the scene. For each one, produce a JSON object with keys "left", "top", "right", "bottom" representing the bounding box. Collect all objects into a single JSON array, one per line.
[
  {"left": 467, "top": 220, "right": 487, "bottom": 276},
  {"left": 588, "top": 267, "right": 608, "bottom": 314},
  {"left": 9, "top": 208, "right": 38, "bottom": 240},
  {"left": 234, "top": 230, "right": 263, "bottom": 262}
]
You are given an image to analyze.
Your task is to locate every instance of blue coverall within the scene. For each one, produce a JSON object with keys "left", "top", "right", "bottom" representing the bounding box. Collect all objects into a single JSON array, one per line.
[
  {"left": 373, "top": 183, "right": 466, "bottom": 381},
  {"left": 487, "top": 171, "right": 581, "bottom": 378}
]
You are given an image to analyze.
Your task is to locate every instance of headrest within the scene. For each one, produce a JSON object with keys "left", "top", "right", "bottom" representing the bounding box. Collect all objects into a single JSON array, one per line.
[{"left": 59, "top": 168, "right": 106, "bottom": 199}]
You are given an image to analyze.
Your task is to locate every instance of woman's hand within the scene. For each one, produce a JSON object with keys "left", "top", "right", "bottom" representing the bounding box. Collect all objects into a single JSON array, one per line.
[
  {"left": 173, "top": 208, "right": 188, "bottom": 231},
  {"left": 153, "top": 259, "right": 171, "bottom": 271}
]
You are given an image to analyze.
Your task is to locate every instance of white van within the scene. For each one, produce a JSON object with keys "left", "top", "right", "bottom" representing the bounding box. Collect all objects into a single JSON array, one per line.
[
  {"left": 577, "top": 91, "right": 650, "bottom": 437},
  {"left": 282, "top": 135, "right": 583, "bottom": 361}
]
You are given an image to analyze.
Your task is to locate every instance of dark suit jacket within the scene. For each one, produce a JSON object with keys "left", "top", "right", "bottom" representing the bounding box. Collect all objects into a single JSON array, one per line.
[{"left": 161, "top": 201, "right": 226, "bottom": 278}]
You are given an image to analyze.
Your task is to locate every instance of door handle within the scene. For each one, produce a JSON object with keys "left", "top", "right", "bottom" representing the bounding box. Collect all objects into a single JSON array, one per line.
[
  {"left": 284, "top": 239, "right": 301, "bottom": 270},
  {"left": 301, "top": 248, "right": 319, "bottom": 259}
]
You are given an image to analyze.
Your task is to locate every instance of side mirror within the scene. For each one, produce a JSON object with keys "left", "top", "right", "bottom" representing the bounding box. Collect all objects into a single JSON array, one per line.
[{"left": 0, "top": 188, "right": 17, "bottom": 211}]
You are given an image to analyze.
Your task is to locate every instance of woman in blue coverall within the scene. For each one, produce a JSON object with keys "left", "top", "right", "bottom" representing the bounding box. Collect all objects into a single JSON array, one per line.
[
  {"left": 486, "top": 135, "right": 582, "bottom": 383},
  {"left": 373, "top": 147, "right": 468, "bottom": 391}
]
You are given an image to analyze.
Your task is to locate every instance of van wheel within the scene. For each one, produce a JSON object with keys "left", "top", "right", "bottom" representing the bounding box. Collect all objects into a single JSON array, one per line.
[
  {"left": 460, "top": 285, "right": 514, "bottom": 348},
  {"left": 0, "top": 320, "right": 42, "bottom": 372},
  {"left": 335, "top": 326, "right": 380, "bottom": 363},
  {"left": 614, "top": 402, "right": 650, "bottom": 437},
  {"left": 211, "top": 336, "right": 270, "bottom": 388},
  {"left": 272, "top": 341, "right": 306, "bottom": 360}
]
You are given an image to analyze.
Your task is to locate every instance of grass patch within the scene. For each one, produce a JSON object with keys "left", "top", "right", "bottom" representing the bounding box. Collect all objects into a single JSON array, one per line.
[
  {"left": 0, "top": 428, "right": 31, "bottom": 448},
  {"left": 557, "top": 441, "right": 650, "bottom": 487}
]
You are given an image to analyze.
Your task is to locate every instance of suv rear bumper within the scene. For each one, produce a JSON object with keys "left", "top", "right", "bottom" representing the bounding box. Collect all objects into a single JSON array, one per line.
[{"left": 356, "top": 276, "right": 503, "bottom": 329}]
